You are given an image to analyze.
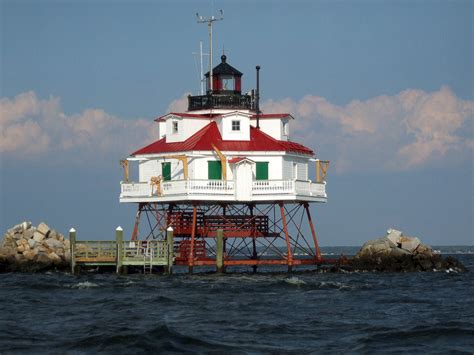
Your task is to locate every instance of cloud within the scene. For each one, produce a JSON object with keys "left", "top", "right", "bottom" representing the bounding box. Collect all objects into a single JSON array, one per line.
[
  {"left": 166, "top": 92, "right": 191, "bottom": 112},
  {"left": 263, "top": 86, "right": 473, "bottom": 172},
  {"left": 1, "top": 88, "right": 472, "bottom": 173},
  {"left": 0, "top": 91, "right": 159, "bottom": 164}
]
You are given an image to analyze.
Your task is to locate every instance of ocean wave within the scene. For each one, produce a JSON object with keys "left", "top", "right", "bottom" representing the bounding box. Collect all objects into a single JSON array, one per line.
[
  {"left": 284, "top": 276, "right": 306, "bottom": 286},
  {"left": 355, "top": 325, "right": 474, "bottom": 352},
  {"left": 71, "top": 281, "right": 99, "bottom": 289}
]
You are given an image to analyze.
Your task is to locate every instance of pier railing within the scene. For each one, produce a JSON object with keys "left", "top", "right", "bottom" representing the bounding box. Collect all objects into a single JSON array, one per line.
[
  {"left": 70, "top": 230, "right": 170, "bottom": 274},
  {"left": 74, "top": 241, "right": 117, "bottom": 263},
  {"left": 120, "top": 240, "right": 168, "bottom": 265}
]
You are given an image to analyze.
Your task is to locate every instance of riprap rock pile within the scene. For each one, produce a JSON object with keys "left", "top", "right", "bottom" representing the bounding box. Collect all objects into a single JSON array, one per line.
[
  {"left": 0, "top": 221, "right": 70, "bottom": 272},
  {"left": 350, "top": 228, "right": 466, "bottom": 272}
]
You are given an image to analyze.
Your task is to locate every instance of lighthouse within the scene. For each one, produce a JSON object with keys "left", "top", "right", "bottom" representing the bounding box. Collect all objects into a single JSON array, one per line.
[{"left": 119, "top": 33, "right": 329, "bottom": 272}]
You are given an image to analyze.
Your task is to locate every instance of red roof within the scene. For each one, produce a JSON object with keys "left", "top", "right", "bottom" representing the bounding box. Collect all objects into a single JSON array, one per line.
[{"left": 132, "top": 122, "right": 313, "bottom": 156}]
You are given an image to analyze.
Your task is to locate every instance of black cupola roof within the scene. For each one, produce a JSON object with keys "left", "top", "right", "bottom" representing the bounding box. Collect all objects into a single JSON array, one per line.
[{"left": 205, "top": 55, "right": 243, "bottom": 77}]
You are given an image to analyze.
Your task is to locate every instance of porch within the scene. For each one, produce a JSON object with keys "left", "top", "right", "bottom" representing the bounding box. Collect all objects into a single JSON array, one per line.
[{"left": 119, "top": 179, "right": 327, "bottom": 203}]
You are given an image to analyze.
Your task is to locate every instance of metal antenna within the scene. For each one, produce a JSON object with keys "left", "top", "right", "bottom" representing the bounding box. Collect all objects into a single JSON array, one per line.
[
  {"left": 192, "top": 41, "right": 210, "bottom": 95},
  {"left": 196, "top": 9, "right": 224, "bottom": 94}
]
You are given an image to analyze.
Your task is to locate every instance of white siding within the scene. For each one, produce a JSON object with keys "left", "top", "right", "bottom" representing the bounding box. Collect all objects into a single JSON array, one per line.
[
  {"left": 297, "top": 161, "right": 308, "bottom": 180},
  {"left": 282, "top": 157, "right": 293, "bottom": 180},
  {"left": 250, "top": 118, "right": 282, "bottom": 140},
  {"left": 282, "top": 118, "right": 290, "bottom": 141},
  {"left": 158, "top": 121, "right": 166, "bottom": 139},
  {"left": 139, "top": 159, "right": 185, "bottom": 182},
  {"left": 218, "top": 113, "right": 250, "bottom": 141},
  {"left": 165, "top": 117, "right": 210, "bottom": 143},
  {"left": 137, "top": 153, "right": 309, "bottom": 183},
  {"left": 249, "top": 118, "right": 291, "bottom": 141},
  {"left": 282, "top": 156, "right": 308, "bottom": 180}
]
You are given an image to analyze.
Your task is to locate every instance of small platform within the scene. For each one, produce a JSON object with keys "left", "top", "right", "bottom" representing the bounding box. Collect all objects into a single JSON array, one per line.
[{"left": 71, "top": 240, "right": 169, "bottom": 274}]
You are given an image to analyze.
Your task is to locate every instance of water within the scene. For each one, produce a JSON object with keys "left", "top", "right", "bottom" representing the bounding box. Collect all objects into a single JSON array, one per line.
[{"left": 1, "top": 253, "right": 473, "bottom": 353}]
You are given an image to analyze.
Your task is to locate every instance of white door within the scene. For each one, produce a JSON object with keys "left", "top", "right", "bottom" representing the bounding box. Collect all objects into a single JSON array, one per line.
[{"left": 234, "top": 162, "right": 253, "bottom": 201}]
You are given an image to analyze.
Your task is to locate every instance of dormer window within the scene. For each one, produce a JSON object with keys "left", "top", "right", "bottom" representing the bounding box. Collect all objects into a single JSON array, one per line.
[
  {"left": 232, "top": 120, "right": 241, "bottom": 131},
  {"left": 172, "top": 121, "right": 179, "bottom": 133}
]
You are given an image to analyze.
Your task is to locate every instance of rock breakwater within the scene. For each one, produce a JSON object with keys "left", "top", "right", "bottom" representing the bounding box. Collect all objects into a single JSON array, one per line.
[
  {"left": 347, "top": 228, "right": 467, "bottom": 272},
  {"left": 0, "top": 221, "right": 70, "bottom": 272}
]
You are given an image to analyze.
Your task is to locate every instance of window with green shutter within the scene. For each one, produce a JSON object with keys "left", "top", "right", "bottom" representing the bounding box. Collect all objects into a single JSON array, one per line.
[
  {"left": 162, "top": 162, "right": 171, "bottom": 181},
  {"left": 256, "top": 162, "right": 269, "bottom": 180},
  {"left": 208, "top": 161, "right": 222, "bottom": 180}
]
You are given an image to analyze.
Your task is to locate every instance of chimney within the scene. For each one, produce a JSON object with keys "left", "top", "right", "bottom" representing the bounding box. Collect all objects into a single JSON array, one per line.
[{"left": 256, "top": 65, "right": 261, "bottom": 129}]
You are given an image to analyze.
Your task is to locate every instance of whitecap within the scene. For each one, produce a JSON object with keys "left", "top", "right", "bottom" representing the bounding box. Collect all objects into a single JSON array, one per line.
[
  {"left": 72, "top": 281, "right": 99, "bottom": 289},
  {"left": 284, "top": 277, "right": 306, "bottom": 286}
]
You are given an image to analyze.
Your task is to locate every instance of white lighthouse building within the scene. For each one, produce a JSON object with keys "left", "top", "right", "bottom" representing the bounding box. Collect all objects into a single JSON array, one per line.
[
  {"left": 120, "top": 54, "right": 327, "bottom": 205},
  {"left": 119, "top": 53, "right": 329, "bottom": 271}
]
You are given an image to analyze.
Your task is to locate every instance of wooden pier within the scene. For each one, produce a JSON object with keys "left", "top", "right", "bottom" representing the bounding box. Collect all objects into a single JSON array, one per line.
[
  {"left": 69, "top": 227, "right": 172, "bottom": 274},
  {"left": 69, "top": 227, "right": 333, "bottom": 274}
]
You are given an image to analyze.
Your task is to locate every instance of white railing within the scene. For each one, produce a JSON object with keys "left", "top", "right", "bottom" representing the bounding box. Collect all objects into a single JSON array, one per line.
[
  {"left": 310, "top": 182, "right": 326, "bottom": 197},
  {"left": 252, "top": 180, "right": 294, "bottom": 195},
  {"left": 295, "top": 180, "right": 326, "bottom": 197},
  {"left": 187, "top": 179, "right": 235, "bottom": 195},
  {"left": 121, "top": 179, "right": 326, "bottom": 199},
  {"left": 120, "top": 182, "right": 150, "bottom": 197},
  {"left": 162, "top": 180, "right": 187, "bottom": 195}
]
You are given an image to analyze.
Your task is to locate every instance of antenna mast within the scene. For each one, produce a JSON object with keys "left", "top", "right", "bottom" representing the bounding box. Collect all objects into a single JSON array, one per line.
[
  {"left": 192, "top": 41, "right": 210, "bottom": 95},
  {"left": 196, "top": 9, "right": 224, "bottom": 94}
]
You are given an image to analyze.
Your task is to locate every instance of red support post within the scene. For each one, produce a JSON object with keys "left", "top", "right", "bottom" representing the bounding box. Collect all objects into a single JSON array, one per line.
[
  {"left": 279, "top": 202, "right": 293, "bottom": 270},
  {"left": 131, "top": 203, "right": 144, "bottom": 241},
  {"left": 304, "top": 203, "right": 322, "bottom": 262},
  {"left": 189, "top": 205, "right": 197, "bottom": 273}
]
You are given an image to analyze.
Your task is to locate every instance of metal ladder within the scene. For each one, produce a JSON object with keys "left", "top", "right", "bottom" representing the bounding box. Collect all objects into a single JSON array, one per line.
[{"left": 143, "top": 241, "right": 153, "bottom": 274}]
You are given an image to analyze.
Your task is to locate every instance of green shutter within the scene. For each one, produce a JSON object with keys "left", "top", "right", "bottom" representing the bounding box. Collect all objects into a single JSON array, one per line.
[
  {"left": 162, "top": 162, "right": 171, "bottom": 181},
  {"left": 256, "top": 162, "right": 269, "bottom": 180},
  {"left": 208, "top": 161, "right": 222, "bottom": 180}
]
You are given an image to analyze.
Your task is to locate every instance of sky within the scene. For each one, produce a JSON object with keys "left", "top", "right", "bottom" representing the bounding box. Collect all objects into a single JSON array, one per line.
[{"left": 1, "top": 0, "right": 473, "bottom": 246}]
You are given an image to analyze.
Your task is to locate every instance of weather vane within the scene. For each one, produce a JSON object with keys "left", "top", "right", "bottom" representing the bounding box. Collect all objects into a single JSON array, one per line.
[{"left": 196, "top": 9, "right": 224, "bottom": 93}]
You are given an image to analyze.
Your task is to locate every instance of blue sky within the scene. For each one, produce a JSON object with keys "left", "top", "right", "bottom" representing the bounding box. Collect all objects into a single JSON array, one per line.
[{"left": 1, "top": 0, "right": 473, "bottom": 246}]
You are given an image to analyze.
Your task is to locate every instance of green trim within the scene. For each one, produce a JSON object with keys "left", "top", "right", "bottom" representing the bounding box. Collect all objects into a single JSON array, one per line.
[
  {"left": 208, "top": 161, "right": 222, "bottom": 180},
  {"left": 162, "top": 162, "right": 171, "bottom": 181},
  {"left": 256, "top": 162, "right": 269, "bottom": 180}
]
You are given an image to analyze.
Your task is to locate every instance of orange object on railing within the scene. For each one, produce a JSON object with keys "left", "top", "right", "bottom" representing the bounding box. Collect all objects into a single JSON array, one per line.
[{"left": 316, "top": 160, "right": 330, "bottom": 183}]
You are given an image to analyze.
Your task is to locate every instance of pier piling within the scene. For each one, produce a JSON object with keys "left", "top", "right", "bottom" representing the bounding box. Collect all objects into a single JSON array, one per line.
[
  {"left": 216, "top": 229, "right": 224, "bottom": 273},
  {"left": 166, "top": 226, "right": 174, "bottom": 274},
  {"left": 116, "top": 226, "right": 123, "bottom": 274},
  {"left": 69, "top": 228, "right": 76, "bottom": 274}
]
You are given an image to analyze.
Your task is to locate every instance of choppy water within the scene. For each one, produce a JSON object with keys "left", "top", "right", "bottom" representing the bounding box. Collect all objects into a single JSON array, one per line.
[{"left": 1, "top": 253, "right": 473, "bottom": 353}]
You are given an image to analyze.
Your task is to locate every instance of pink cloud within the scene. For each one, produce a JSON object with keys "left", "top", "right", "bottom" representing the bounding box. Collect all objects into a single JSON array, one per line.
[
  {"left": 262, "top": 87, "right": 473, "bottom": 172},
  {"left": 0, "top": 91, "right": 158, "bottom": 163},
  {"left": 2, "top": 88, "right": 471, "bottom": 173}
]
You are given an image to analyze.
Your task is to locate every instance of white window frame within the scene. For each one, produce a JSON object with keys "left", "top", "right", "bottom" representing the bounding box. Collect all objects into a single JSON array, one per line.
[{"left": 172, "top": 121, "right": 179, "bottom": 134}]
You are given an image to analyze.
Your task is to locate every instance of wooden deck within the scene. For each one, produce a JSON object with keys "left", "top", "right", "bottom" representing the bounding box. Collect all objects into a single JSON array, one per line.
[
  {"left": 71, "top": 239, "right": 170, "bottom": 273},
  {"left": 68, "top": 228, "right": 335, "bottom": 274}
]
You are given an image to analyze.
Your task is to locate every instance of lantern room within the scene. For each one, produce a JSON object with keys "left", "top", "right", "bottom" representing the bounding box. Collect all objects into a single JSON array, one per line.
[{"left": 205, "top": 54, "right": 242, "bottom": 94}]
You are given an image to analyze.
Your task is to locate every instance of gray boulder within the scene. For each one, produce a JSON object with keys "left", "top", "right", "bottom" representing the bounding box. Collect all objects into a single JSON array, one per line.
[
  {"left": 352, "top": 228, "right": 467, "bottom": 272},
  {"left": 0, "top": 221, "right": 70, "bottom": 272}
]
